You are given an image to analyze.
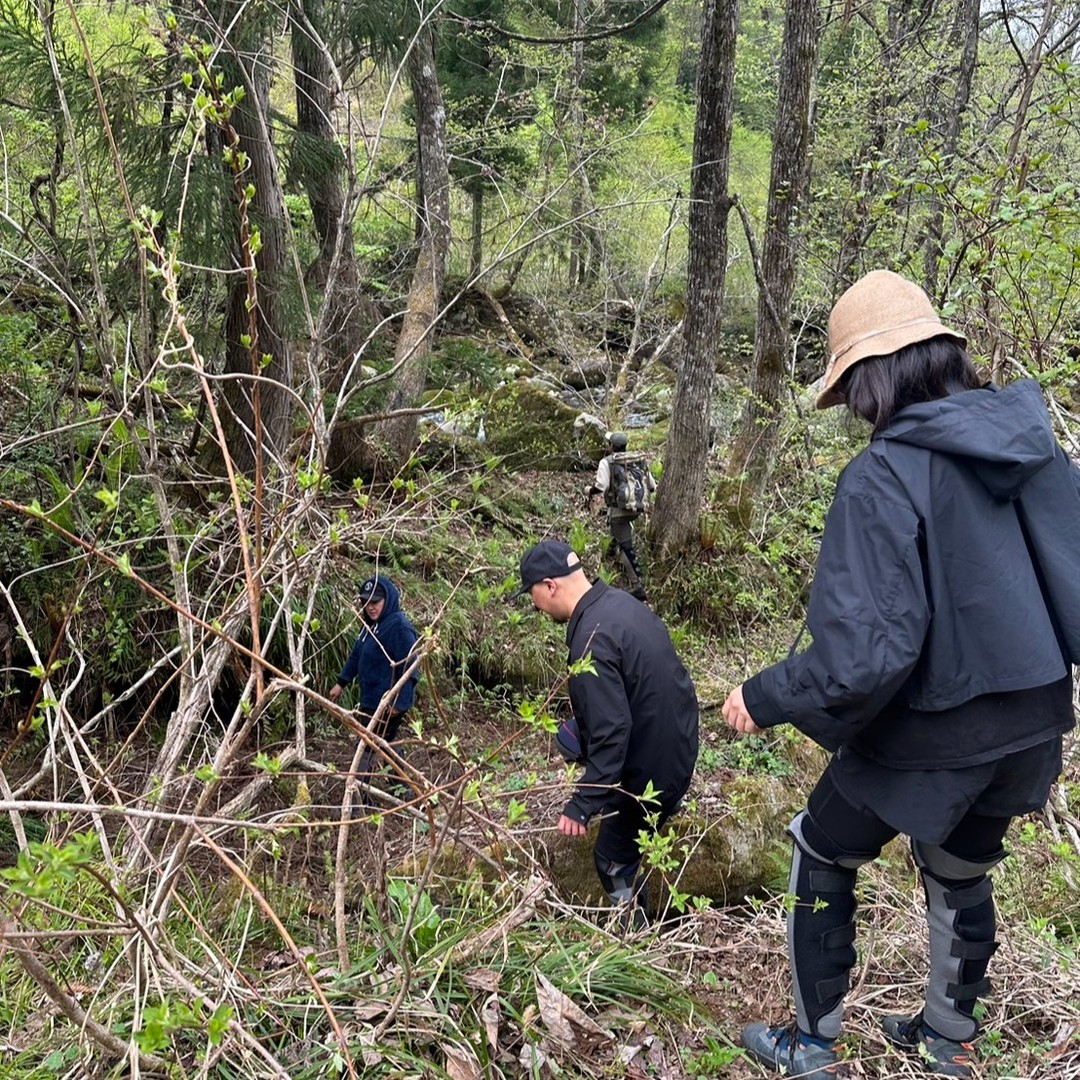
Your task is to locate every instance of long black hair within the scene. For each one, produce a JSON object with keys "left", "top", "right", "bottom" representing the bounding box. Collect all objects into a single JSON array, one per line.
[{"left": 839, "top": 335, "right": 985, "bottom": 434}]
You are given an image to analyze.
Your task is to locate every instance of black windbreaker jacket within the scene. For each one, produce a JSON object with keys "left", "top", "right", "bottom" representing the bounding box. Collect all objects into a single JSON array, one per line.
[
  {"left": 563, "top": 581, "right": 699, "bottom": 824},
  {"left": 743, "top": 380, "right": 1080, "bottom": 761}
]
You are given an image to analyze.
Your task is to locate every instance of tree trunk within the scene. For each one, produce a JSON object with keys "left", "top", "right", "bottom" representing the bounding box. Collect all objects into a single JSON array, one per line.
[
  {"left": 470, "top": 179, "right": 483, "bottom": 280},
  {"left": 290, "top": 0, "right": 373, "bottom": 386},
  {"left": 834, "top": 1, "right": 936, "bottom": 284},
  {"left": 650, "top": 0, "right": 739, "bottom": 558},
  {"left": 372, "top": 26, "right": 450, "bottom": 469},
  {"left": 725, "top": 0, "right": 819, "bottom": 509},
  {"left": 921, "top": 0, "right": 980, "bottom": 297},
  {"left": 220, "top": 24, "right": 295, "bottom": 476},
  {"left": 567, "top": 0, "right": 586, "bottom": 286},
  {"left": 291, "top": 0, "right": 351, "bottom": 289}
]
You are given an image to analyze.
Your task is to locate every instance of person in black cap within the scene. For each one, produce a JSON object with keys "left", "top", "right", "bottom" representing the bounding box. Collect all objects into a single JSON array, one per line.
[
  {"left": 518, "top": 539, "right": 699, "bottom": 921},
  {"left": 330, "top": 574, "right": 419, "bottom": 805}
]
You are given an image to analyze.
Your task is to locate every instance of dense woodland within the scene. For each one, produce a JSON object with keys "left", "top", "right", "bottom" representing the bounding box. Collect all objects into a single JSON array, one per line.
[{"left": 1, "top": 0, "right": 1079, "bottom": 1076}]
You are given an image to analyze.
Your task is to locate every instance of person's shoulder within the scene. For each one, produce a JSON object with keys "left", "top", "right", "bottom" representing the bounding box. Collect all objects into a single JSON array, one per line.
[
  {"left": 837, "top": 440, "right": 915, "bottom": 494},
  {"left": 386, "top": 609, "right": 417, "bottom": 633},
  {"left": 590, "top": 582, "right": 658, "bottom": 623}
]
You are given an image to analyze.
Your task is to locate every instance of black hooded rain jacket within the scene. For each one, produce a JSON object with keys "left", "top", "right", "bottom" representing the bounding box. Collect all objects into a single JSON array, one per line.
[{"left": 743, "top": 380, "right": 1080, "bottom": 767}]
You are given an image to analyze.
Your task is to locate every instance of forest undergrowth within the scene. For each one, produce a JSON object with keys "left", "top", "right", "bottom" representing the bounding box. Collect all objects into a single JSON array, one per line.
[{"left": 2, "top": 452, "right": 1079, "bottom": 1080}]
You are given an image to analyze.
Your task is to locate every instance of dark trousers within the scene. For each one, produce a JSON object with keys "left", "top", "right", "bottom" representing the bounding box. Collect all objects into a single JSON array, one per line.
[
  {"left": 808, "top": 768, "right": 1010, "bottom": 862},
  {"left": 593, "top": 786, "right": 687, "bottom": 904},
  {"left": 354, "top": 710, "right": 406, "bottom": 779}
]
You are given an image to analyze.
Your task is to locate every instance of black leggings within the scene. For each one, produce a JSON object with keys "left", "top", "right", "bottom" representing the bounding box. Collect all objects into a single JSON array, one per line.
[{"left": 807, "top": 768, "right": 1011, "bottom": 864}]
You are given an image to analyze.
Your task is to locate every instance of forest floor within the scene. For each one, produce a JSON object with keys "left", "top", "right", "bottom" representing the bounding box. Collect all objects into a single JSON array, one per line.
[{"left": 3, "top": 465, "right": 1079, "bottom": 1079}]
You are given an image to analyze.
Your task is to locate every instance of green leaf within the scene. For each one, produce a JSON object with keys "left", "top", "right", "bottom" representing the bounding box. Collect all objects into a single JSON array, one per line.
[{"left": 208, "top": 1003, "right": 233, "bottom": 1045}]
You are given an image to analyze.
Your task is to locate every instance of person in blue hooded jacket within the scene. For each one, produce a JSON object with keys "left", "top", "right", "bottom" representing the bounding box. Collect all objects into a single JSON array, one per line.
[
  {"left": 722, "top": 271, "right": 1079, "bottom": 1080},
  {"left": 330, "top": 575, "right": 419, "bottom": 791}
]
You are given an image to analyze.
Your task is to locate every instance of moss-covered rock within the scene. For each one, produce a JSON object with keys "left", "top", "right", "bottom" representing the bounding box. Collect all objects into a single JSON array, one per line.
[
  {"left": 484, "top": 380, "right": 608, "bottom": 472},
  {"left": 546, "top": 773, "right": 800, "bottom": 912}
]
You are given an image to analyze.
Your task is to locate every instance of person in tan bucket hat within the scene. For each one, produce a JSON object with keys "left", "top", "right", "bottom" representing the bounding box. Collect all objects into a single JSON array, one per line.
[
  {"left": 719, "top": 270, "right": 1080, "bottom": 1079},
  {"left": 817, "top": 269, "right": 967, "bottom": 409}
]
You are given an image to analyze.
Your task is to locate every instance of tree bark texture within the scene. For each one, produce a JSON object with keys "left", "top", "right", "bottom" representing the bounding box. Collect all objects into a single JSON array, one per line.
[
  {"left": 567, "top": 0, "right": 587, "bottom": 287},
  {"left": 290, "top": 0, "right": 372, "bottom": 384},
  {"left": 726, "top": 0, "right": 819, "bottom": 505},
  {"left": 650, "top": 0, "right": 739, "bottom": 557},
  {"left": 470, "top": 179, "right": 484, "bottom": 279},
  {"left": 834, "top": 0, "right": 938, "bottom": 285},
  {"left": 921, "top": 0, "right": 980, "bottom": 296},
  {"left": 221, "top": 21, "right": 295, "bottom": 476},
  {"left": 373, "top": 27, "right": 450, "bottom": 469}
]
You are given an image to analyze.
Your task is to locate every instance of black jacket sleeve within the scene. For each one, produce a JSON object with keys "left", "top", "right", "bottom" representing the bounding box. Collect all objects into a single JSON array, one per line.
[
  {"left": 744, "top": 482, "right": 930, "bottom": 751},
  {"left": 564, "top": 633, "right": 632, "bottom": 823}
]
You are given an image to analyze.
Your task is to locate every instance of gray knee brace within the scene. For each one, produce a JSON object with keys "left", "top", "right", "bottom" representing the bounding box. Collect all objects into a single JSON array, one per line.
[
  {"left": 788, "top": 811, "right": 877, "bottom": 1040},
  {"left": 912, "top": 840, "right": 1004, "bottom": 1041}
]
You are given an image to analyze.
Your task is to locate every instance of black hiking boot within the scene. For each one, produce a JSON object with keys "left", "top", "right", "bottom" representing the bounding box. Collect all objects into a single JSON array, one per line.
[
  {"left": 881, "top": 1012, "right": 975, "bottom": 1077},
  {"left": 741, "top": 1020, "right": 840, "bottom": 1078}
]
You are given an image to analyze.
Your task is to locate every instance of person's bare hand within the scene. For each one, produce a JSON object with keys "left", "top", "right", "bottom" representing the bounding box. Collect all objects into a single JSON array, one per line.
[
  {"left": 329, "top": 684, "right": 343, "bottom": 702},
  {"left": 722, "top": 684, "right": 762, "bottom": 735},
  {"left": 558, "top": 814, "right": 588, "bottom": 837}
]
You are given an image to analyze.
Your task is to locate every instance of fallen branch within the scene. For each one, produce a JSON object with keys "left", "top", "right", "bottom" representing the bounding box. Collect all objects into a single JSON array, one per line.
[{"left": 2, "top": 922, "right": 169, "bottom": 1073}]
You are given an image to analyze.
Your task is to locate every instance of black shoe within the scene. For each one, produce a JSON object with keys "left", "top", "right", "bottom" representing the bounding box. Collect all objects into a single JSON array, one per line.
[
  {"left": 881, "top": 1012, "right": 975, "bottom": 1077},
  {"left": 630, "top": 586, "right": 648, "bottom": 602},
  {"left": 741, "top": 1020, "right": 840, "bottom": 1078}
]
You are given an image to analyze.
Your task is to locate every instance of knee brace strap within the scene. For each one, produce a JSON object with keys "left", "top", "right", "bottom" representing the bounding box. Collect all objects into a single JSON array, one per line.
[
  {"left": 921, "top": 867, "right": 999, "bottom": 1041},
  {"left": 948, "top": 975, "right": 992, "bottom": 1005},
  {"left": 809, "top": 868, "right": 857, "bottom": 893},
  {"left": 822, "top": 923, "right": 857, "bottom": 950},
  {"left": 912, "top": 838, "right": 1005, "bottom": 881},
  {"left": 944, "top": 876, "right": 993, "bottom": 909},
  {"left": 952, "top": 938, "right": 998, "bottom": 961}
]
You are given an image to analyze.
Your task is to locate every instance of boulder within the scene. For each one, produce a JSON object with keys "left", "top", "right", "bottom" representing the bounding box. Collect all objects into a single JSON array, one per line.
[
  {"left": 546, "top": 773, "right": 800, "bottom": 912},
  {"left": 484, "top": 380, "right": 608, "bottom": 472}
]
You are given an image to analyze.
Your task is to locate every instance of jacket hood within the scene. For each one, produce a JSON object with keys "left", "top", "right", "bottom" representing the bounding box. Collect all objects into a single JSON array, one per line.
[
  {"left": 360, "top": 574, "right": 402, "bottom": 623},
  {"left": 877, "top": 380, "right": 1056, "bottom": 500}
]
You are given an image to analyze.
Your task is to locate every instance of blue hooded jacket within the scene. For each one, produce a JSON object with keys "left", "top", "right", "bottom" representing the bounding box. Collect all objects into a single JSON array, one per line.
[{"left": 336, "top": 575, "right": 419, "bottom": 714}]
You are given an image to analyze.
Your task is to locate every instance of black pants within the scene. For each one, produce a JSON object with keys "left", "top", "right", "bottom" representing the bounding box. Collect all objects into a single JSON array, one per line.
[
  {"left": 354, "top": 712, "right": 406, "bottom": 781},
  {"left": 593, "top": 786, "right": 686, "bottom": 904},
  {"left": 808, "top": 767, "right": 1011, "bottom": 862}
]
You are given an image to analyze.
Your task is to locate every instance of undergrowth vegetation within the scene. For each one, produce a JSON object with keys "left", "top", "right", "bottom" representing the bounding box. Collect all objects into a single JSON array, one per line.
[{"left": 1, "top": 398, "right": 1077, "bottom": 1077}]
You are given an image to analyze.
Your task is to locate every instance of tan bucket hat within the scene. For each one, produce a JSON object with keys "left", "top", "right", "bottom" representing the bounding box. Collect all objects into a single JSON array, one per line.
[{"left": 816, "top": 270, "right": 966, "bottom": 409}]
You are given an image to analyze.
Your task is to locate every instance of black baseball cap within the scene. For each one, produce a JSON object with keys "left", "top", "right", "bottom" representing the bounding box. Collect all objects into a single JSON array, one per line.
[
  {"left": 359, "top": 578, "right": 386, "bottom": 603},
  {"left": 515, "top": 540, "right": 583, "bottom": 596}
]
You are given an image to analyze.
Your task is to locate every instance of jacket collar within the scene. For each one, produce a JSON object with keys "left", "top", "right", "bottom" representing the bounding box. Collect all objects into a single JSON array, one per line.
[{"left": 566, "top": 579, "right": 608, "bottom": 643}]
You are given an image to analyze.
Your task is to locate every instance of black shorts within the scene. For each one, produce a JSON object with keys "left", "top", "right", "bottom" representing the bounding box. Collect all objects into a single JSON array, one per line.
[{"left": 826, "top": 734, "right": 1064, "bottom": 845}]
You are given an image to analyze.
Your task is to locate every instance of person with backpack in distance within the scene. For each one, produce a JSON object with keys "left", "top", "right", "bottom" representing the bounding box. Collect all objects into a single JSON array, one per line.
[
  {"left": 585, "top": 431, "right": 655, "bottom": 601},
  {"left": 722, "top": 270, "right": 1080, "bottom": 1079},
  {"left": 516, "top": 539, "right": 698, "bottom": 925},
  {"left": 330, "top": 574, "right": 419, "bottom": 809}
]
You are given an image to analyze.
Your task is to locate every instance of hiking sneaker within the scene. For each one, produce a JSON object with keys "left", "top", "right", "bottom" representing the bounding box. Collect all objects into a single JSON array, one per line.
[
  {"left": 741, "top": 1021, "right": 840, "bottom": 1078},
  {"left": 881, "top": 1012, "right": 975, "bottom": 1077}
]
